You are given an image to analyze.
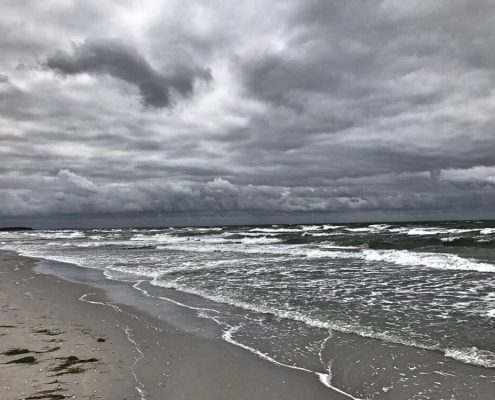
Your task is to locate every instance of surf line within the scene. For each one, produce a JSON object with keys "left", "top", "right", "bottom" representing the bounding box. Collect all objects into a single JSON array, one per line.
[
  {"left": 78, "top": 292, "right": 148, "bottom": 400},
  {"left": 132, "top": 281, "right": 221, "bottom": 314},
  {"left": 132, "top": 282, "right": 363, "bottom": 399},
  {"left": 223, "top": 325, "right": 364, "bottom": 400}
]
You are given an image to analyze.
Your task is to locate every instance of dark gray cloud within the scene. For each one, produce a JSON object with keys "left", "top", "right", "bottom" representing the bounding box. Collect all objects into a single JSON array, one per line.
[
  {"left": 1, "top": 0, "right": 495, "bottom": 227},
  {"left": 46, "top": 39, "right": 211, "bottom": 108}
]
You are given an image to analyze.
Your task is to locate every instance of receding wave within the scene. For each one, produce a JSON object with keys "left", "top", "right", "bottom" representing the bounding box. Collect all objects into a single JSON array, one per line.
[
  {"left": 150, "top": 277, "right": 495, "bottom": 368},
  {"left": 362, "top": 249, "right": 495, "bottom": 273}
]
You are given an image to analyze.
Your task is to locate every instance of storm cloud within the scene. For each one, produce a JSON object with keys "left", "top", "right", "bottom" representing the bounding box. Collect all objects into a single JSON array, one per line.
[
  {"left": 1, "top": 0, "right": 495, "bottom": 227},
  {"left": 46, "top": 39, "right": 211, "bottom": 108}
]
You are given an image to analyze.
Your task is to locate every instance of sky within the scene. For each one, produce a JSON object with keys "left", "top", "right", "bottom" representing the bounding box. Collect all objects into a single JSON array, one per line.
[{"left": 1, "top": 0, "right": 495, "bottom": 228}]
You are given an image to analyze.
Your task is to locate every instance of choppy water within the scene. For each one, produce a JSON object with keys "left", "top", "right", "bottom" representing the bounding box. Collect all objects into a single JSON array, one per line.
[{"left": 2, "top": 221, "right": 495, "bottom": 398}]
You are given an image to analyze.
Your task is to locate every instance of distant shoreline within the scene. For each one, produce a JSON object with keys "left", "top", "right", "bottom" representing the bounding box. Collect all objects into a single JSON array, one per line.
[{"left": 1, "top": 218, "right": 495, "bottom": 232}]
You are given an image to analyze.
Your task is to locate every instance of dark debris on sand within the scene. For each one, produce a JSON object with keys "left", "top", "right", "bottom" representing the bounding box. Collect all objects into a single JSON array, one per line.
[
  {"left": 25, "top": 388, "right": 67, "bottom": 399},
  {"left": 51, "top": 355, "right": 99, "bottom": 376},
  {"left": 5, "top": 355, "right": 36, "bottom": 364},
  {"left": 2, "top": 347, "right": 30, "bottom": 356}
]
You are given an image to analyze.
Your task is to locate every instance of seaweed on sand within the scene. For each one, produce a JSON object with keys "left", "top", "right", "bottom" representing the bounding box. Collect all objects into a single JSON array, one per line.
[
  {"left": 50, "top": 355, "right": 99, "bottom": 376},
  {"left": 2, "top": 347, "right": 30, "bottom": 356},
  {"left": 5, "top": 355, "right": 36, "bottom": 364},
  {"left": 33, "top": 328, "right": 63, "bottom": 336},
  {"left": 25, "top": 388, "right": 66, "bottom": 399}
]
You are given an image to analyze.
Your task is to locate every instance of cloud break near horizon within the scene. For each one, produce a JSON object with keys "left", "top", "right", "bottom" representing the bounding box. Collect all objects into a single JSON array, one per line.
[{"left": 1, "top": 1, "right": 495, "bottom": 228}]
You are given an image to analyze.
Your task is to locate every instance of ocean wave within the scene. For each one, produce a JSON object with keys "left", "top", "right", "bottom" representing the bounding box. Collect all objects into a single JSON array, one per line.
[
  {"left": 131, "top": 233, "right": 228, "bottom": 244},
  {"left": 191, "top": 227, "right": 224, "bottom": 232},
  {"left": 345, "top": 227, "right": 375, "bottom": 232},
  {"left": 130, "top": 233, "right": 185, "bottom": 242},
  {"left": 15, "top": 230, "right": 87, "bottom": 240},
  {"left": 322, "top": 225, "right": 345, "bottom": 230},
  {"left": 362, "top": 249, "right": 495, "bottom": 273},
  {"left": 406, "top": 228, "right": 446, "bottom": 235},
  {"left": 106, "top": 264, "right": 163, "bottom": 280},
  {"left": 299, "top": 225, "right": 324, "bottom": 231},
  {"left": 440, "top": 236, "right": 463, "bottom": 242},
  {"left": 406, "top": 228, "right": 480, "bottom": 236},
  {"left": 223, "top": 232, "right": 279, "bottom": 237},
  {"left": 344, "top": 225, "right": 391, "bottom": 233},
  {"left": 131, "top": 232, "right": 283, "bottom": 246},
  {"left": 368, "top": 224, "right": 391, "bottom": 229},
  {"left": 238, "top": 236, "right": 283, "bottom": 244},
  {"left": 149, "top": 234, "right": 495, "bottom": 272},
  {"left": 248, "top": 227, "right": 301, "bottom": 233},
  {"left": 8, "top": 247, "right": 89, "bottom": 269},
  {"left": 360, "top": 236, "right": 495, "bottom": 249},
  {"left": 444, "top": 347, "right": 495, "bottom": 369}
]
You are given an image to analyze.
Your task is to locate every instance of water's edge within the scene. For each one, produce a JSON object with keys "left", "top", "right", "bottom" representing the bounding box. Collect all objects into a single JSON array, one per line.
[{"left": 21, "top": 252, "right": 358, "bottom": 399}]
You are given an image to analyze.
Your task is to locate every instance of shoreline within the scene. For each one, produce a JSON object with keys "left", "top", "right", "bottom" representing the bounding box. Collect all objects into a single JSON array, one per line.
[
  {"left": 2, "top": 249, "right": 494, "bottom": 399},
  {"left": 0, "top": 250, "right": 350, "bottom": 400}
]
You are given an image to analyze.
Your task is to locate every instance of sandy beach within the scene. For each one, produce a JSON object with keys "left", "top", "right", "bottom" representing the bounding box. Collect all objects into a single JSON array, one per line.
[{"left": 0, "top": 251, "right": 350, "bottom": 400}]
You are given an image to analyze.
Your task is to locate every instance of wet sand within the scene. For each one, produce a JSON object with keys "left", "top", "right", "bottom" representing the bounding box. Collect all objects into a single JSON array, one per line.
[{"left": 0, "top": 251, "right": 349, "bottom": 400}]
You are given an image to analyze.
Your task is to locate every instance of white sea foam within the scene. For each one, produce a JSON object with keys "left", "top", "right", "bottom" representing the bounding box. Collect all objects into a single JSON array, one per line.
[
  {"left": 3, "top": 245, "right": 89, "bottom": 269},
  {"left": 14, "top": 230, "right": 86, "bottom": 240},
  {"left": 407, "top": 228, "right": 479, "bottom": 236},
  {"left": 130, "top": 233, "right": 185, "bottom": 243},
  {"left": 444, "top": 347, "right": 495, "bottom": 369},
  {"left": 106, "top": 265, "right": 163, "bottom": 280},
  {"left": 224, "top": 231, "right": 278, "bottom": 237},
  {"left": 387, "top": 227, "right": 410, "bottom": 233},
  {"left": 345, "top": 227, "right": 374, "bottom": 232},
  {"left": 191, "top": 227, "right": 224, "bottom": 232},
  {"left": 320, "top": 245, "right": 360, "bottom": 250},
  {"left": 133, "top": 282, "right": 221, "bottom": 315},
  {"left": 344, "top": 225, "right": 390, "bottom": 233},
  {"left": 238, "top": 236, "right": 282, "bottom": 244},
  {"left": 362, "top": 249, "right": 495, "bottom": 273},
  {"left": 300, "top": 225, "right": 323, "bottom": 231},
  {"left": 368, "top": 224, "right": 391, "bottom": 230},
  {"left": 406, "top": 228, "right": 445, "bottom": 235},
  {"left": 248, "top": 227, "right": 301, "bottom": 233},
  {"left": 446, "top": 229, "right": 479, "bottom": 234},
  {"left": 322, "top": 225, "right": 345, "bottom": 230},
  {"left": 440, "top": 236, "right": 462, "bottom": 242},
  {"left": 89, "top": 235, "right": 104, "bottom": 240}
]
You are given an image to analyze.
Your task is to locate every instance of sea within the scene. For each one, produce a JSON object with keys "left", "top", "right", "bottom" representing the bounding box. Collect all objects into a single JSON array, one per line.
[{"left": 1, "top": 220, "right": 495, "bottom": 399}]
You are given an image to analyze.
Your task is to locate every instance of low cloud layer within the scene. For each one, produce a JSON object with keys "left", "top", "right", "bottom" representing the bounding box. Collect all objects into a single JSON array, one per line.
[{"left": 1, "top": 1, "right": 495, "bottom": 226}]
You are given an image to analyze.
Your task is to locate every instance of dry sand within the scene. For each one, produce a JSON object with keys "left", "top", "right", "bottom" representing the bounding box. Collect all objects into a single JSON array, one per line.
[{"left": 0, "top": 251, "right": 349, "bottom": 400}]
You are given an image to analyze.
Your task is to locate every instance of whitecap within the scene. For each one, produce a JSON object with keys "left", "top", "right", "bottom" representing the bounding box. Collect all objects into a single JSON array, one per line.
[{"left": 362, "top": 249, "right": 495, "bottom": 273}]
